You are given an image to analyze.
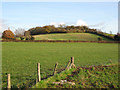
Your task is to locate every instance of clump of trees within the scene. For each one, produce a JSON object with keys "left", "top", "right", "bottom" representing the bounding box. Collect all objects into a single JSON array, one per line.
[
  {"left": 14, "top": 29, "right": 35, "bottom": 40},
  {"left": 28, "top": 25, "right": 89, "bottom": 35},
  {"left": 2, "top": 30, "right": 15, "bottom": 40},
  {"left": 28, "top": 25, "right": 117, "bottom": 41}
]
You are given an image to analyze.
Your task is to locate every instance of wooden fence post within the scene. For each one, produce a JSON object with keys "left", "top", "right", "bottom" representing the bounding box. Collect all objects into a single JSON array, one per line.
[
  {"left": 7, "top": 74, "right": 11, "bottom": 89},
  {"left": 37, "top": 63, "right": 41, "bottom": 82},
  {"left": 65, "top": 60, "right": 71, "bottom": 70},
  {"left": 53, "top": 62, "right": 58, "bottom": 75},
  {"left": 71, "top": 56, "right": 76, "bottom": 68},
  {"left": 71, "top": 57, "right": 74, "bottom": 64},
  {"left": 68, "top": 57, "right": 76, "bottom": 69}
]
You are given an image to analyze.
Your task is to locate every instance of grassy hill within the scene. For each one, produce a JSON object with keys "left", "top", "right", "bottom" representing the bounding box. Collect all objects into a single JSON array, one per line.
[
  {"left": 33, "top": 64, "right": 119, "bottom": 88},
  {"left": 33, "top": 33, "right": 113, "bottom": 41}
]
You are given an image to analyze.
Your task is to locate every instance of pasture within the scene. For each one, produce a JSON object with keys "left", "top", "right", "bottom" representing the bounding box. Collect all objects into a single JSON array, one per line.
[
  {"left": 2, "top": 42, "right": 118, "bottom": 88},
  {"left": 33, "top": 33, "right": 113, "bottom": 41},
  {"left": 34, "top": 65, "right": 119, "bottom": 88}
]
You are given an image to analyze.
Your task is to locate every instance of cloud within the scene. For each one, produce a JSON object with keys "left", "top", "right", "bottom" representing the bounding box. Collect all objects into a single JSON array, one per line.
[
  {"left": 103, "top": 20, "right": 118, "bottom": 34},
  {"left": 89, "top": 20, "right": 118, "bottom": 34},
  {"left": 50, "top": 22, "right": 65, "bottom": 27},
  {"left": 50, "top": 19, "right": 87, "bottom": 27},
  {"left": 76, "top": 20, "right": 87, "bottom": 26}
]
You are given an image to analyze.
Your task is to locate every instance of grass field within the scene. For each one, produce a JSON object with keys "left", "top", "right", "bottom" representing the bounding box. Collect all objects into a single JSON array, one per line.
[
  {"left": 2, "top": 42, "right": 118, "bottom": 88},
  {"left": 33, "top": 33, "right": 113, "bottom": 41},
  {"left": 34, "top": 65, "right": 119, "bottom": 88}
]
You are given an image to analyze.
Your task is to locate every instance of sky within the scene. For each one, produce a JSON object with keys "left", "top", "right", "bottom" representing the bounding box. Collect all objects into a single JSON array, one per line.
[{"left": 1, "top": 2, "right": 118, "bottom": 34}]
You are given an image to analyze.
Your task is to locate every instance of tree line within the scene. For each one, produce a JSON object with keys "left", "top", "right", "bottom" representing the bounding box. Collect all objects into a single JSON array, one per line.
[
  {"left": 1, "top": 25, "right": 120, "bottom": 41},
  {"left": 28, "top": 25, "right": 120, "bottom": 41},
  {"left": 28, "top": 25, "right": 89, "bottom": 35}
]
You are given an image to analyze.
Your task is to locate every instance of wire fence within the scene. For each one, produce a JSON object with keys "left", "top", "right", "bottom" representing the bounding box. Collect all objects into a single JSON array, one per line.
[{"left": 2, "top": 57, "right": 75, "bottom": 89}]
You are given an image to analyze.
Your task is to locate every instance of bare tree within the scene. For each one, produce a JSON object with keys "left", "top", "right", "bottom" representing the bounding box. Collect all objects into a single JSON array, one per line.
[{"left": 14, "top": 28, "right": 25, "bottom": 37}]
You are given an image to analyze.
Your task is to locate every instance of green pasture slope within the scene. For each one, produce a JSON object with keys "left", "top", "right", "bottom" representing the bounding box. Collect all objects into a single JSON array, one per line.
[
  {"left": 34, "top": 65, "right": 119, "bottom": 88},
  {"left": 2, "top": 42, "right": 118, "bottom": 88},
  {"left": 33, "top": 33, "right": 113, "bottom": 41}
]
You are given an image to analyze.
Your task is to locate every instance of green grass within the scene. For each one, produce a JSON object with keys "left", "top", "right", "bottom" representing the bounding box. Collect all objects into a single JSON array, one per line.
[
  {"left": 33, "top": 33, "right": 113, "bottom": 41},
  {"left": 2, "top": 42, "right": 118, "bottom": 88},
  {"left": 34, "top": 65, "right": 119, "bottom": 88}
]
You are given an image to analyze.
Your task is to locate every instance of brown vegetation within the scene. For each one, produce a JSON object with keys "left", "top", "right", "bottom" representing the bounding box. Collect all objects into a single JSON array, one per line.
[{"left": 2, "top": 30, "right": 15, "bottom": 40}]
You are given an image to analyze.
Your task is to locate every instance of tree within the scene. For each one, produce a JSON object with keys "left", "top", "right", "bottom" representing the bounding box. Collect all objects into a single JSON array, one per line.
[
  {"left": 2, "top": 30, "right": 15, "bottom": 39},
  {"left": 24, "top": 31, "right": 31, "bottom": 37},
  {"left": 14, "top": 28, "right": 25, "bottom": 37},
  {"left": 114, "top": 33, "right": 120, "bottom": 41}
]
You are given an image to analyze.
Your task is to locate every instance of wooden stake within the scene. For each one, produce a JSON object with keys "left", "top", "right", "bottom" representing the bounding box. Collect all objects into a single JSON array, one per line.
[
  {"left": 7, "top": 74, "right": 11, "bottom": 89},
  {"left": 68, "top": 57, "right": 76, "bottom": 69},
  {"left": 53, "top": 62, "right": 58, "bottom": 75},
  {"left": 65, "top": 60, "right": 71, "bottom": 70},
  {"left": 71, "top": 57, "right": 74, "bottom": 64},
  {"left": 37, "top": 63, "right": 41, "bottom": 82}
]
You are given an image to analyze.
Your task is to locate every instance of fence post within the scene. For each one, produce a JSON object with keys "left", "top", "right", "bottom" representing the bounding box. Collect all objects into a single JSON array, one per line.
[
  {"left": 37, "top": 63, "right": 41, "bottom": 82},
  {"left": 71, "top": 57, "right": 74, "bottom": 64},
  {"left": 7, "top": 74, "right": 11, "bottom": 89},
  {"left": 71, "top": 56, "right": 76, "bottom": 68},
  {"left": 53, "top": 62, "right": 58, "bottom": 75},
  {"left": 65, "top": 60, "right": 71, "bottom": 70},
  {"left": 68, "top": 57, "right": 76, "bottom": 69}
]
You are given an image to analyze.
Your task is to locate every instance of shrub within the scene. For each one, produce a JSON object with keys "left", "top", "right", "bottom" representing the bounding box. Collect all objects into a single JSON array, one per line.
[
  {"left": 2, "top": 30, "right": 15, "bottom": 40},
  {"left": 24, "top": 31, "right": 30, "bottom": 37},
  {"left": 26, "top": 37, "right": 29, "bottom": 40},
  {"left": 31, "top": 37, "right": 35, "bottom": 40},
  {"left": 98, "top": 37, "right": 102, "bottom": 41},
  {"left": 20, "top": 37, "right": 24, "bottom": 40},
  {"left": 114, "top": 35, "right": 120, "bottom": 41}
]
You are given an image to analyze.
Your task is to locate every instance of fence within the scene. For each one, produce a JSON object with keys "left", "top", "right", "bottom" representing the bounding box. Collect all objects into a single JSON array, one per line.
[{"left": 5, "top": 57, "right": 76, "bottom": 89}]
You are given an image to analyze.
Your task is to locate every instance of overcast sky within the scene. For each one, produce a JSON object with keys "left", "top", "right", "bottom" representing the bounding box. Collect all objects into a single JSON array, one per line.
[{"left": 1, "top": 2, "right": 118, "bottom": 34}]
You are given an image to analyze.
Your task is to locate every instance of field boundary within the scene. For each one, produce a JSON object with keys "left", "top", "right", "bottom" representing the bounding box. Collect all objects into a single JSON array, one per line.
[
  {"left": 3, "top": 55, "right": 118, "bottom": 89},
  {"left": 4, "top": 57, "right": 75, "bottom": 89},
  {"left": 1, "top": 40, "right": 120, "bottom": 43}
]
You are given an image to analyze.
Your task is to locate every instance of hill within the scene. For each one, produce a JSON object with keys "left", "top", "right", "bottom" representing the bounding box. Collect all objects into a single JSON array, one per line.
[
  {"left": 33, "top": 33, "right": 113, "bottom": 41},
  {"left": 33, "top": 64, "right": 119, "bottom": 88}
]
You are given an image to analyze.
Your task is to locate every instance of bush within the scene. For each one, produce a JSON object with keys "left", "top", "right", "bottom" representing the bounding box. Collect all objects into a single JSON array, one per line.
[
  {"left": 25, "top": 37, "right": 35, "bottom": 40},
  {"left": 31, "top": 37, "right": 35, "bottom": 40},
  {"left": 26, "top": 37, "right": 29, "bottom": 40},
  {"left": 114, "top": 35, "right": 120, "bottom": 41},
  {"left": 98, "top": 37, "right": 102, "bottom": 41},
  {"left": 2, "top": 30, "right": 15, "bottom": 40},
  {"left": 20, "top": 37, "right": 24, "bottom": 40}
]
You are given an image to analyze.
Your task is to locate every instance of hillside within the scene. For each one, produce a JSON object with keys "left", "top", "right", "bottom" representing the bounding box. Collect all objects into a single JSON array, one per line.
[
  {"left": 33, "top": 64, "right": 119, "bottom": 88},
  {"left": 33, "top": 33, "right": 113, "bottom": 41}
]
